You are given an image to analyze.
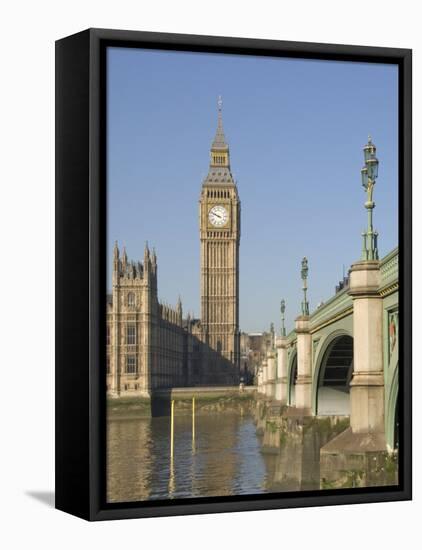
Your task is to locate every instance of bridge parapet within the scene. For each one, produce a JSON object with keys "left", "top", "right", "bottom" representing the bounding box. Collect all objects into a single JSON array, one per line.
[
  {"left": 286, "top": 329, "right": 296, "bottom": 346},
  {"left": 380, "top": 247, "right": 398, "bottom": 291},
  {"left": 309, "top": 287, "right": 352, "bottom": 333}
]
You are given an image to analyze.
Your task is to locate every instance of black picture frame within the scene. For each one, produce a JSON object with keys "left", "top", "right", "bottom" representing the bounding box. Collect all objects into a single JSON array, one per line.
[{"left": 55, "top": 28, "right": 412, "bottom": 521}]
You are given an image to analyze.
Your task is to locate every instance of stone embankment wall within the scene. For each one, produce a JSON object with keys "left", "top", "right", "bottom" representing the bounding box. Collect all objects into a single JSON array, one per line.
[{"left": 108, "top": 386, "right": 257, "bottom": 418}]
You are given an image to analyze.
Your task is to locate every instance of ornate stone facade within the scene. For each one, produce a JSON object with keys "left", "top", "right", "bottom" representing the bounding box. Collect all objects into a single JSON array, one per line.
[{"left": 106, "top": 242, "right": 190, "bottom": 397}]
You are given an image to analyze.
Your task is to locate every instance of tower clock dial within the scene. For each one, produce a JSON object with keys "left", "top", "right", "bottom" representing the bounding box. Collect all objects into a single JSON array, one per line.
[{"left": 208, "top": 205, "right": 229, "bottom": 227}]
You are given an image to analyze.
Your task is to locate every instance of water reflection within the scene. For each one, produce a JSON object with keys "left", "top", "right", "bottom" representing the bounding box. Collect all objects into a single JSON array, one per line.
[{"left": 107, "top": 413, "right": 269, "bottom": 503}]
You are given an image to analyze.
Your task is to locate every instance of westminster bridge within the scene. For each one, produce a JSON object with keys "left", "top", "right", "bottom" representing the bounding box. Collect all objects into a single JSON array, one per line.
[{"left": 257, "top": 246, "right": 398, "bottom": 469}]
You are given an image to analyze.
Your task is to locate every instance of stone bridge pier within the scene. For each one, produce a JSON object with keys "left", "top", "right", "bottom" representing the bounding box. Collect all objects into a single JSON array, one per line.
[
  {"left": 321, "top": 259, "right": 386, "bottom": 455},
  {"left": 265, "top": 350, "right": 276, "bottom": 399},
  {"left": 349, "top": 260, "right": 385, "bottom": 436},
  {"left": 275, "top": 336, "right": 288, "bottom": 404},
  {"left": 294, "top": 316, "right": 312, "bottom": 413}
]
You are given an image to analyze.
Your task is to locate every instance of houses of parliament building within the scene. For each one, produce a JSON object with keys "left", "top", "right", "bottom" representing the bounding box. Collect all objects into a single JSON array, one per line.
[{"left": 106, "top": 100, "right": 241, "bottom": 397}]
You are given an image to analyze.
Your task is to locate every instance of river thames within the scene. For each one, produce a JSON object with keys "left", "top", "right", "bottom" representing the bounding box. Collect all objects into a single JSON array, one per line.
[
  {"left": 107, "top": 413, "right": 278, "bottom": 502},
  {"left": 107, "top": 405, "right": 398, "bottom": 503}
]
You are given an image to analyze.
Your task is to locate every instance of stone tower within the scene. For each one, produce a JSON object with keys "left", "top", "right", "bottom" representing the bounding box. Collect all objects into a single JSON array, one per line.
[
  {"left": 199, "top": 97, "right": 241, "bottom": 381},
  {"left": 109, "top": 241, "right": 158, "bottom": 397},
  {"left": 108, "top": 242, "right": 188, "bottom": 398}
]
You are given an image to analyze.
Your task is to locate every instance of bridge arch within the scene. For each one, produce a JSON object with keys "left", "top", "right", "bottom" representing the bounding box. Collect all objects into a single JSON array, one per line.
[
  {"left": 386, "top": 361, "right": 399, "bottom": 451},
  {"left": 287, "top": 348, "right": 297, "bottom": 406},
  {"left": 312, "top": 330, "right": 353, "bottom": 416}
]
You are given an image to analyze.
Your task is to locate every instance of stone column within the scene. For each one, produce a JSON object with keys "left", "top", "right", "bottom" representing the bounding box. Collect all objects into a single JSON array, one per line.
[
  {"left": 261, "top": 357, "right": 268, "bottom": 395},
  {"left": 275, "top": 336, "right": 288, "bottom": 404},
  {"left": 295, "top": 316, "right": 312, "bottom": 411},
  {"left": 348, "top": 260, "right": 384, "bottom": 433},
  {"left": 266, "top": 350, "right": 276, "bottom": 399},
  {"left": 257, "top": 366, "right": 263, "bottom": 393}
]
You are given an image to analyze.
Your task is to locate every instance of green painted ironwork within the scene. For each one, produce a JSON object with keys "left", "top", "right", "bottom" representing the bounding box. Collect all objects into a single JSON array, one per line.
[
  {"left": 361, "top": 136, "right": 380, "bottom": 260},
  {"left": 301, "top": 257, "right": 309, "bottom": 316},
  {"left": 280, "top": 299, "right": 286, "bottom": 336}
]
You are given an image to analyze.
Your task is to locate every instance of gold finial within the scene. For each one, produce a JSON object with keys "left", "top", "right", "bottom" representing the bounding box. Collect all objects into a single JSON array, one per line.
[{"left": 217, "top": 95, "right": 223, "bottom": 112}]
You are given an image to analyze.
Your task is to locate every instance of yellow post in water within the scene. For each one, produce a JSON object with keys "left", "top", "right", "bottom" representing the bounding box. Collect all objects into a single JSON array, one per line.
[
  {"left": 170, "top": 399, "right": 175, "bottom": 458},
  {"left": 192, "top": 396, "right": 196, "bottom": 447}
]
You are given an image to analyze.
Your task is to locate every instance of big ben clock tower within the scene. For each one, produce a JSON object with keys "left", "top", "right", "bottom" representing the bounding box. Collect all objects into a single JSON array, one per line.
[{"left": 199, "top": 97, "right": 240, "bottom": 382}]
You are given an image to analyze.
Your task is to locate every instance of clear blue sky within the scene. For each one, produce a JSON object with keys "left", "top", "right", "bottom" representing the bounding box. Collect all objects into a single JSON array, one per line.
[{"left": 107, "top": 47, "right": 398, "bottom": 333}]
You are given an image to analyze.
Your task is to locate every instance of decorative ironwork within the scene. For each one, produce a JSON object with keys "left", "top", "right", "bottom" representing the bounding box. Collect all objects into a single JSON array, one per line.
[
  {"left": 361, "top": 136, "right": 380, "bottom": 260},
  {"left": 301, "top": 257, "right": 309, "bottom": 316},
  {"left": 280, "top": 299, "right": 286, "bottom": 336}
]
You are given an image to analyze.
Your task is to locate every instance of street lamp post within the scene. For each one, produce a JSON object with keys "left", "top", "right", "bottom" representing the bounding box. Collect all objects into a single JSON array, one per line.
[
  {"left": 361, "top": 136, "right": 380, "bottom": 260},
  {"left": 301, "top": 257, "right": 309, "bottom": 316},
  {"left": 280, "top": 299, "right": 286, "bottom": 336}
]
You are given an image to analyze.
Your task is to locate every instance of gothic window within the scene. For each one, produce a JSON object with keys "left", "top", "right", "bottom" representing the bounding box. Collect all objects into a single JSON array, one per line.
[
  {"left": 106, "top": 355, "right": 111, "bottom": 374},
  {"left": 127, "top": 325, "right": 136, "bottom": 345},
  {"left": 128, "top": 292, "right": 135, "bottom": 307},
  {"left": 106, "top": 325, "right": 111, "bottom": 345},
  {"left": 126, "top": 355, "right": 137, "bottom": 374}
]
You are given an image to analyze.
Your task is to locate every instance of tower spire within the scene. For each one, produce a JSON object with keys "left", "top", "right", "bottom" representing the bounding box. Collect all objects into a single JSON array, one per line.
[
  {"left": 144, "top": 241, "right": 150, "bottom": 273},
  {"left": 113, "top": 240, "right": 120, "bottom": 279},
  {"left": 207, "top": 95, "right": 231, "bottom": 174},
  {"left": 176, "top": 295, "right": 183, "bottom": 319},
  {"left": 113, "top": 240, "right": 119, "bottom": 260},
  {"left": 122, "top": 245, "right": 128, "bottom": 271},
  {"left": 212, "top": 95, "right": 228, "bottom": 150}
]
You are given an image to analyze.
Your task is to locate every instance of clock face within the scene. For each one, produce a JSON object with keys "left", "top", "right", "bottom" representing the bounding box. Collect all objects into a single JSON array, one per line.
[{"left": 208, "top": 205, "right": 229, "bottom": 227}]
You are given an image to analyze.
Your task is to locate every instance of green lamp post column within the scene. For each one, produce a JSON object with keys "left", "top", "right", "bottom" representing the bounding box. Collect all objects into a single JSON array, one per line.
[
  {"left": 280, "top": 299, "right": 286, "bottom": 336},
  {"left": 270, "top": 322, "right": 275, "bottom": 349},
  {"left": 361, "top": 136, "right": 380, "bottom": 260},
  {"left": 301, "top": 257, "right": 309, "bottom": 316},
  {"left": 276, "top": 299, "right": 288, "bottom": 405}
]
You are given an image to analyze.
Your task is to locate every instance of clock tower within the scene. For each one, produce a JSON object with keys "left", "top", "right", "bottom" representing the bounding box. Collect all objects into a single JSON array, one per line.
[{"left": 199, "top": 97, "right": 240, "bottom": 383}]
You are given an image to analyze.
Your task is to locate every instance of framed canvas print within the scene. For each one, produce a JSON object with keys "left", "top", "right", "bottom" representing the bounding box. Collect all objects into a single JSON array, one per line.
[{"left": 55, "top": 28, "right": 412, "bottom": 521}]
